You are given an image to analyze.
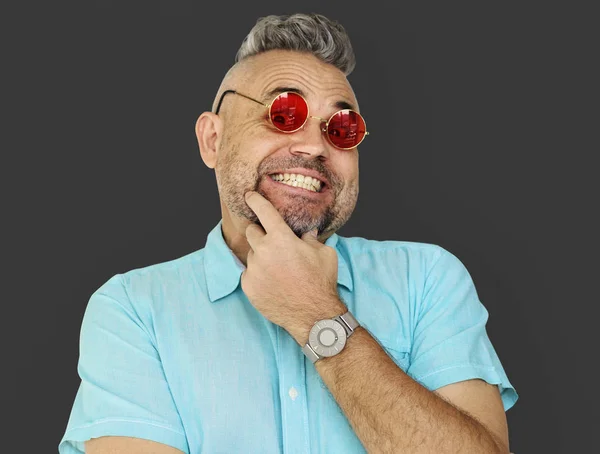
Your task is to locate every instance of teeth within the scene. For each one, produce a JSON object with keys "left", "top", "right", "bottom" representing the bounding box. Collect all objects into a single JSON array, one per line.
[
  {"left": 270, "top": 173, "right": 322, "bottom": 192},
  {"left": 270, "top": 174, "right": 321, "bottom": 193}
]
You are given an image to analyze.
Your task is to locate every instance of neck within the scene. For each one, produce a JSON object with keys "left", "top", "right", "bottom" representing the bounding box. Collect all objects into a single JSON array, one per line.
[
  {"left": 220, "top": 212, "right": 253, "bottom": 267},
  {"left": 219, "top": 207, "right": 335, "bottom": 267}
]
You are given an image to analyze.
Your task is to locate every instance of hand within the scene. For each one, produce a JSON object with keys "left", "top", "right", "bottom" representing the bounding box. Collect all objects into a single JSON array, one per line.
[{"left": 241, "top": 191, "right": 346, "bottom": 344}]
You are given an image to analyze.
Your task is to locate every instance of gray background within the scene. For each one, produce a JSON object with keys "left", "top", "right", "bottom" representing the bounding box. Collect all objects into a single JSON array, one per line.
[{"left": 3, "top": 1, "right": 597, "bottom": 453}]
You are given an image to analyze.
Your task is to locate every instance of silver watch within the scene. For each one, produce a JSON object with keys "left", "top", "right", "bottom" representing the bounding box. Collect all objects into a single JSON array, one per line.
[{"left": 302, "top": 311, "right": 360, "bottom": 364}]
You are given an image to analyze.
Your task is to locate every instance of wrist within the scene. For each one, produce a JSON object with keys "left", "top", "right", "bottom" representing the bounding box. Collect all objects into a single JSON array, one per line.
[{"left": 290, "top": 297, "right": 347, "bottom": 346}]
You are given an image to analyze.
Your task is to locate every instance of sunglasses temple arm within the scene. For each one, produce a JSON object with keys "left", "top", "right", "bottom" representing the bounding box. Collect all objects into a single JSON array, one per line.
[
  {"left": 214, "top": 90, "right": 268, "bottom": 114},
  {"left": 235, "top": 92, "right": 269, "bottom": 108}
]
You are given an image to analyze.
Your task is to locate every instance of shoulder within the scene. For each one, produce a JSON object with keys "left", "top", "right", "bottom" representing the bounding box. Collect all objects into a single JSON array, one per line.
[
  {"left": 119, "top": 247, "right": 205, "bottom": 292},
  {"left": 334, "top": 234, "right": 448, "bottom": 269},
  {"left": 88, "top": 247, "right": 207, "bottom": 326}
]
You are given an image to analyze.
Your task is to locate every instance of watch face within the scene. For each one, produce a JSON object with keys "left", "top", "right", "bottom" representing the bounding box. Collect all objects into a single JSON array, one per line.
[{"left": 308, "top": 319, "right": 347, "bottom": 357}]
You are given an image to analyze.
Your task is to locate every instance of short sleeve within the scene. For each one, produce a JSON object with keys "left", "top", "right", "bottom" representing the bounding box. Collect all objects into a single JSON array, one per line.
[
  {"left": 406, "top": 248, "right": 518, "bottom": 411},
  {"left": 58, "top": 274, "right": 189, "bottom": 454}
]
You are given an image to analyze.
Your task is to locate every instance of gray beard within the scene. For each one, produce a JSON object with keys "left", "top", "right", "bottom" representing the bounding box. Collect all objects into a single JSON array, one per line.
[{"left": 215, "top": 141, "right": 357, "bottom": 239}]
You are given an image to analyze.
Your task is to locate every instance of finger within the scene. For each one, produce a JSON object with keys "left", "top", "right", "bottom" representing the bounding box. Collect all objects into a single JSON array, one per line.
[
  {"left": 301, "top": 228, "right": 319, "bottom": 242},
  {"left": 245, "top": 191, "right": 290, "bottom": 235},
  {"left": 246, "top": 247, "right": 255, "bottom": 265},
  {"left": 245, "top": 222, "right": 265, "bottom": 251}
]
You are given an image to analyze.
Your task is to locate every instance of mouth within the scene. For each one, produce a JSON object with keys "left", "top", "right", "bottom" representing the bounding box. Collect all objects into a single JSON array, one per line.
[{"left": 264, "top": 173, "right": 330, "bottom": 197}]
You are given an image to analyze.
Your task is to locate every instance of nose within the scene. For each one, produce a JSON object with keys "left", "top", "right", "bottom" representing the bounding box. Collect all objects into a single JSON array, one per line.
[{"left": 288, "top": 115, "right": 331, "bottom": 159}]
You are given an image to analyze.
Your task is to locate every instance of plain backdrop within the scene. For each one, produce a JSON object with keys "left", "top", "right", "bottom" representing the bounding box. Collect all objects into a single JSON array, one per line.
[{"left": 3, "top": 1, "right": 598, "bottom": 453}]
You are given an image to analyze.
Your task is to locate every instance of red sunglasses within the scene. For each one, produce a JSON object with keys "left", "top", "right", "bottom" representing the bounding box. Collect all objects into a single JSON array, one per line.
[{"left": 214, "top": 90, "right": 369, "bottom": 150}]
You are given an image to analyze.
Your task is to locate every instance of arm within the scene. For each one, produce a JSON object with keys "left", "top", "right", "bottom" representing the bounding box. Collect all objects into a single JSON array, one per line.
[
  {"left": 289, "top": 304, "right": 510, "bottom": 454},
  {"left": 58, "top": 275, "right": 189, "bottom": 454},
  {"left": 85, "top": 436, "right": 185, "bottom": 454}
]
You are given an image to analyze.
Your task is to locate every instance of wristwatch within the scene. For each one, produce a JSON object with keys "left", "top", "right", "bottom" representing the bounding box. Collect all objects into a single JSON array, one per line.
[{"left": 302, "top": 310, "right": 360, "bottom": 364}]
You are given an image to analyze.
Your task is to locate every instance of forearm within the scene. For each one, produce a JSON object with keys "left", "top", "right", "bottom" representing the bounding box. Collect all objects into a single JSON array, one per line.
[{"left": 311, "top": 326, "right": 507, "bottom": 453}]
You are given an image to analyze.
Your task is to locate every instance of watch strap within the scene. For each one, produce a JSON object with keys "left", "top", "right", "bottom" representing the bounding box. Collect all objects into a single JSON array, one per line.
[
  {"left": 302, "top": 343, "right": 320, "bottom": 364},
  {"left": 333, "top": 311, "right": 359, "bottom": 338}
]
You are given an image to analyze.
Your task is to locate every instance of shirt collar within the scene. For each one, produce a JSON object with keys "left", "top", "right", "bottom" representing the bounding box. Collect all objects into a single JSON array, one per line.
[{"left": 203, "top": 219, "right": 353, "bottom": 303}]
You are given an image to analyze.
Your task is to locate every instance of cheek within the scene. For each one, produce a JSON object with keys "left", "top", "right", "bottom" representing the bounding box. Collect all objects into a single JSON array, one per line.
[
  {"left": 337, "top": 157, "right": 359, "bottom": 189},
  {"left": 216, "top": 140, "right": 265, "bottom": 187}
]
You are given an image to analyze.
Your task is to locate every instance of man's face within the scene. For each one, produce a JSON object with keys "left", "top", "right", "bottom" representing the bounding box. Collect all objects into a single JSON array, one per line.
[{"left": 215, "top": 50, "right": 361, "bottom": 238}]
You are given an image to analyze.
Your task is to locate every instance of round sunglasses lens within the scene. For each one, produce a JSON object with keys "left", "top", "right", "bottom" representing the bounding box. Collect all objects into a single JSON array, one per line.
[
  {"left": 269, "top": 92, "right": 308, "bottom": 132},
  {"left": 327, "top": 110, "right": 366, "bottom": 149}
]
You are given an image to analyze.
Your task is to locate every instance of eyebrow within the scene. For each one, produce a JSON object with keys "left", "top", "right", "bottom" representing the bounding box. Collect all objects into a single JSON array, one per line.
[{"left": 262, "top": 85, "right": 357, "bottom": 111}]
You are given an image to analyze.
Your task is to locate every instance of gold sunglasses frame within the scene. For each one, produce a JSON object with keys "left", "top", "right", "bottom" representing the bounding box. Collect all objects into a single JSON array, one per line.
[{"left": 214, "top": 90, "right": 369, "bottom": 150}]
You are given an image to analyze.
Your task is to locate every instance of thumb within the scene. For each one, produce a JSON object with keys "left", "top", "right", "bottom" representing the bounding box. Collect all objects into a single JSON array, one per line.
[{"left": 302, "top": 228, "right": 319, "bottom": 242}]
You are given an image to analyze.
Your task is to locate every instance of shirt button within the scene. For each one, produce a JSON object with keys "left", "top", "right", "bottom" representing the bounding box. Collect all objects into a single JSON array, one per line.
[{"left": 288, "top": 387, "right": 299, "bottom": 401}]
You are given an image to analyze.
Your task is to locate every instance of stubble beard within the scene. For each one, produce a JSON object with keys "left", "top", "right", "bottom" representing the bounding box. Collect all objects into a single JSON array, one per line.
[{"left": 216, "top": 141, "right": 358, "bottom": 238}]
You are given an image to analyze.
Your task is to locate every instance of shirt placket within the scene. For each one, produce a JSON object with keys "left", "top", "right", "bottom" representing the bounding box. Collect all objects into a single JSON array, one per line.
[{"left": 277, "top": 325, "right": 311, "bottom": 454}]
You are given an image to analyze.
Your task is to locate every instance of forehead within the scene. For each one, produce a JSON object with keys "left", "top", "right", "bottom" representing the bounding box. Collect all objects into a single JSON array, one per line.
[{"left": 244, "top": 50, "right": 359, "bottom": 111}]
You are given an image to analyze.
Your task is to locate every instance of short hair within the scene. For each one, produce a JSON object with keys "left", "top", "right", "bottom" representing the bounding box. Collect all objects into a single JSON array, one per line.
[{"left": 235, "top": 13, "right": 356, "bottom": 76}]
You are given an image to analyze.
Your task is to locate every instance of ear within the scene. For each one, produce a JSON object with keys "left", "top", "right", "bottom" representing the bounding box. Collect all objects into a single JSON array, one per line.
[{"left": 195, "top": 111, "right": 223, "bottom": 169}]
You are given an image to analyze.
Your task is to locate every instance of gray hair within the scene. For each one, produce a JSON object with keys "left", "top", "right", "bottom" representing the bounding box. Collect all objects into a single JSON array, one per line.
[{"left": 235, "top": 13, "right": 356, "bottom": 76}]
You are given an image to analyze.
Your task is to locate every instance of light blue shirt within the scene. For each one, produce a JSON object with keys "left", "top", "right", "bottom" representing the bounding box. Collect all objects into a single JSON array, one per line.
[{"left": 59, "top": 220, "right": 518, "bottom": 453}]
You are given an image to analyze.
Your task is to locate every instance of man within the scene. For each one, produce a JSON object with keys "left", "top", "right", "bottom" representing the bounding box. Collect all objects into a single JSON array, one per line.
[{"left": 59, "top": 13, "right": 517, "bottom": 454}]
